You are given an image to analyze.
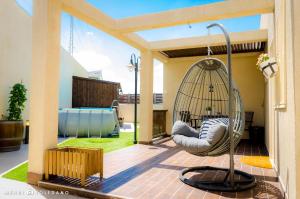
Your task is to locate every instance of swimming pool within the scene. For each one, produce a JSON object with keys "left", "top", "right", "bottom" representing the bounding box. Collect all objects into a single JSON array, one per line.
[{"left": 58, "top": 108, "right": 120, "bottom": 137}]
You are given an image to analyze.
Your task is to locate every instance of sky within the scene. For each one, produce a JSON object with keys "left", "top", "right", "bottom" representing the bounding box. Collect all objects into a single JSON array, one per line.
[{"left": 16, "top": 0, "right": 260, "bottom": 94}]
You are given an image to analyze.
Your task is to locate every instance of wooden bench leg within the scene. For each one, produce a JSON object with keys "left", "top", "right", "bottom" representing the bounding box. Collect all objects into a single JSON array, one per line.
[
  {"left": 80, "top": 177, "right": 86, "bottom": 186},
  {"left": 44, "top": 151, "right": 49, "bottom": 180},
  {"left": 100, "top": 150, "right": 103, "bottom": 180}
]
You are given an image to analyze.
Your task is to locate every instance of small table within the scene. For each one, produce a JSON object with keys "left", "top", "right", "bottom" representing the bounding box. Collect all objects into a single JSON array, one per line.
[{"left": 249, "top": 126, "right": 265, "bottom": 144}]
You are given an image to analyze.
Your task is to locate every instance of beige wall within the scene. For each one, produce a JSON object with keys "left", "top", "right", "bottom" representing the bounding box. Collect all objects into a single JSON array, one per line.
[
  {"left": 292, "top": 0, "right": 300, "bottom": 196},
  {"left": 59, "top": 48, "right": 89, "bottom": 109},
  {"left": 261, "top": 0, "right": 299, "bottom": 198},
  {"left": 0, "top": 0, "right": 88, "bottom": 121},
  {"left": 0, "top": 0, "right": 32, "bottom": 121},
  {"left": 119, "top": 104, "right": 140, "bottom": 123},
  {"left": 119, "top": 103, "right": 164, "bottom": 123},
  {"left": 163, "top": 53, "right": 265, "bottom": 138}
]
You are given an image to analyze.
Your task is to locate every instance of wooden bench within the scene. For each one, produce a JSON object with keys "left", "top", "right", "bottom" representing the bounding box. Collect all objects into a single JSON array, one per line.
[{"left": 44, "top": 147, "right": 103, "bottom": 186}]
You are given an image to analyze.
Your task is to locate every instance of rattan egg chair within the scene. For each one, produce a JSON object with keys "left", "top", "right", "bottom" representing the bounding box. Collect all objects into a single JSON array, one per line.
[{"left": 171, "top": 23, "right": 256, "bottom": 192}]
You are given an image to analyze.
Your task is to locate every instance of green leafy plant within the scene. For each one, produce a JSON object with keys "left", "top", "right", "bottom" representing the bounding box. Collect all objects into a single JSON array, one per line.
[{"left": 7, "top": 83, "right": 27, "bottom": 121}]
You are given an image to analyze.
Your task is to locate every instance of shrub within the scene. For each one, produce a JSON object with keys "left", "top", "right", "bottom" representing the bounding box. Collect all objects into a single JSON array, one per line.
[{"left": 7, "top": 83, "right": 27, "bottom": 121}]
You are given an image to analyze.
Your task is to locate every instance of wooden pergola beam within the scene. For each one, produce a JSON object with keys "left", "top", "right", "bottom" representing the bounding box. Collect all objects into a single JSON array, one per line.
[
  {"left": 149, "top": 29, "right": 268, "bottom": 51},
  {"left": 61, "top": 0, "right": 149, "bottom": 50},
  {"left": 116, "top": 0, "right": 274, "bottom": 33},
  {"left": 153, "top": 51, "right": 169, "bottom": 63}
]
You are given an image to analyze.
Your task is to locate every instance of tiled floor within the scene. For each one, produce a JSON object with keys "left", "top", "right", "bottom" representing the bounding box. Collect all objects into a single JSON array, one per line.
[{"left": 44, "top": 139, "right": 284, "bottom": 199}]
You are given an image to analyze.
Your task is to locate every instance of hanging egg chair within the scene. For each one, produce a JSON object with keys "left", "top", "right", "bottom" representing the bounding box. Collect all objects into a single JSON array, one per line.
[
  {"left": 171, "top": 23, "right": 256, "bottom": 192},
  {"left": 173, "top": 57, "right": 244, "bottom": 156}
]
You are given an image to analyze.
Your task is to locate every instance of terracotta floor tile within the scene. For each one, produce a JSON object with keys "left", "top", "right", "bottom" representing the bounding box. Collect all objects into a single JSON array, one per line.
[{"left": 43, "top": 140, "right": 284, "bottom": 199}]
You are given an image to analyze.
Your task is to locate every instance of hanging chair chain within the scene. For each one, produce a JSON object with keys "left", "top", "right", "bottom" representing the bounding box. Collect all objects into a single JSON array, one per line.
[
  {"left": 207, "top": 28, "right": 213, "bottom": 57},
  {"left": 208, "top": 46, "right": 213, "bottom": 56}
]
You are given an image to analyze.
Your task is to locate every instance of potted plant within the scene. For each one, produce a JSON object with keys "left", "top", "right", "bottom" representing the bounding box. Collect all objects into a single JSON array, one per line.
[
  {"left": 206, "top": 106, "right": 212, "bottom": 115},
  {"left": 0, "top": 83, "right": 27, "bottom": 152},
  {"left": 256, "top": 53, "right": 278, "bottom": 79}
]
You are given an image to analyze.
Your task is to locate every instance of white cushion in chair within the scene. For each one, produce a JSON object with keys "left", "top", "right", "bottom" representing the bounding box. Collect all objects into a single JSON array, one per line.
[
  {"left": 205, "top": 123, "right": 226, "bottom": 146},
  {"left": 172, "top": 120, "right": 200, "bottom": 138},
  {"left": 173, "top": 135, "right": 211, "bottom": 153},
  {"left": 199, "top": 118, "right": 229, "bottom": 139}
]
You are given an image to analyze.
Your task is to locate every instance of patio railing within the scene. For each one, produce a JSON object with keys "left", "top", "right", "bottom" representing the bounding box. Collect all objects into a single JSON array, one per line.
[{"left": 119, "top": 93, "right": 163, "bottom": 104}]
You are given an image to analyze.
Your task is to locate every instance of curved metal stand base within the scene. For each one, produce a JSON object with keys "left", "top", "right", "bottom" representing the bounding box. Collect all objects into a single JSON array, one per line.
[{"left": 179, "top": 166, "right": 256, "bottom": 192}]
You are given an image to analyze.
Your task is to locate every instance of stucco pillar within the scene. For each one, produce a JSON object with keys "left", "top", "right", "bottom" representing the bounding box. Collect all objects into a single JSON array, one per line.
[
  {"left": 27, "top": 0, "right": 61, "bottom": 185},
  {"left": 139, "top": 50, "right": 154, "bottom": 144},
  {"left": 292, "top": 0, "right": 300, "bottom": 197}
]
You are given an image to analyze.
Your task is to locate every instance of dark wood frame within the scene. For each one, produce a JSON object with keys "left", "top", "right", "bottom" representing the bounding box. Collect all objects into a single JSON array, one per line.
[
  {"left": 153, "top": 110, "right": 167, "bottom": 139},
  {"left": 72, "top": 76, "right": 121, "bottom": 108}
]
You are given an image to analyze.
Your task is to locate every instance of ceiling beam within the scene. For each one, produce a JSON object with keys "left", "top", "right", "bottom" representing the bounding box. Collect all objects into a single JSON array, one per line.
[
  {"left": 116, "top": 0, "right": 274, "bottom": 33},
  {"left": 153, "top": 51, "right": 169, "bottom": 63},
  {"left": 149, "top": 29, "right": 268, "bottom": 51},
  {"left": 61, "top": 0, "right": 149, "bottom": 50}
]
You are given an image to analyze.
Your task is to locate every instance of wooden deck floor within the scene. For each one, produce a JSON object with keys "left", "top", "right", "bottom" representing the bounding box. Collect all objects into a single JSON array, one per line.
[{"left": 41, "top": 139, "right": 284, "bottom": 199}]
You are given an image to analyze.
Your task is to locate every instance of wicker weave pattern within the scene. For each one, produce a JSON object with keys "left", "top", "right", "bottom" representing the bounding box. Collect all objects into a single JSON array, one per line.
[{"left": 173, "top": 58, "right": 245, "bottom": 156}]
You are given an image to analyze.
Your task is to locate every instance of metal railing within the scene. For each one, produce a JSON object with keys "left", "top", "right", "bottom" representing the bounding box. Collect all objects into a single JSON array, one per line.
[{"left": 119, "top": 93, "right": 163, "bottom": 104}]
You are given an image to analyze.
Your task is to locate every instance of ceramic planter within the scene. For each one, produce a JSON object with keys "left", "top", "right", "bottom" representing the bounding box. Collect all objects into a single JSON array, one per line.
[{"left": 259, "top": 58, "right": 278, "bottom": 79}]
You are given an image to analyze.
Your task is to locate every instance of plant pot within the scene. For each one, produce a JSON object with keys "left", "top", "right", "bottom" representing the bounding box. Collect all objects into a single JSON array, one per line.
[
  {"left": 259, "top": 58, "right": 278, "bottom": 79},
  {"left": 0, "top": 120, "right": 24, "bottom": 152},
  {"left": 207, "top": 111, "right": 212, "bottom": 115}
]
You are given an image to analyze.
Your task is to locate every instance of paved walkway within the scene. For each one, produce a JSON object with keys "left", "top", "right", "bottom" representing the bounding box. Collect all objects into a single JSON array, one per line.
[
  {"left": 120, "top": 122, "right": 134, "bottom": 132},
  {"left": 0, "top": 144, "right": 29, "bottom": 174},
  {"left": 0, "top": 178, "right": 84, "bottom": 199},
  {"left": 0, "top": 138, "right": 67, "bottom": 175}
]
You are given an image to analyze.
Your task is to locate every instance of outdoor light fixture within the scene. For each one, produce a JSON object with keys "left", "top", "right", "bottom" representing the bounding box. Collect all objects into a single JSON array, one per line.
[
  {"left": 24, "top": 120, "right": 30, "bottom": 144},
  {"left": 127, "top": 53, "right": 140, "bottom": 144}
]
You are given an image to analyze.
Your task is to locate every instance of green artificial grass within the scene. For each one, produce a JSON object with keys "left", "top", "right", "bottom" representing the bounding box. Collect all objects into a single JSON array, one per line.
[
  {"left": 59, "top": 132, "right": 134, "bottom": 153},
  {"left": 2, "top": 162, "right": 28, "bottom": 182},
  {"left": 2, "top": 131, "right": 136, "bottom": 182}
]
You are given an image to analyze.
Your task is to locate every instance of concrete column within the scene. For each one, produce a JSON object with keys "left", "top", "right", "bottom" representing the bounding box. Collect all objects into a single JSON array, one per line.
[
  {"left": 139, "top": 50, "right": 154, "bottom": 144},
  {"left": 292, "top": 0, "right": 300, "bottom": 197},
  {"left": 27, "top": 0, "right": 61, "bottom": 185}
]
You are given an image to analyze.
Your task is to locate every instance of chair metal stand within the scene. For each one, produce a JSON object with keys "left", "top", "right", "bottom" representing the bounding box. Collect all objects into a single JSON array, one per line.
[{"left": 179, "top": 166, "right": 256, "bottom": 192}]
